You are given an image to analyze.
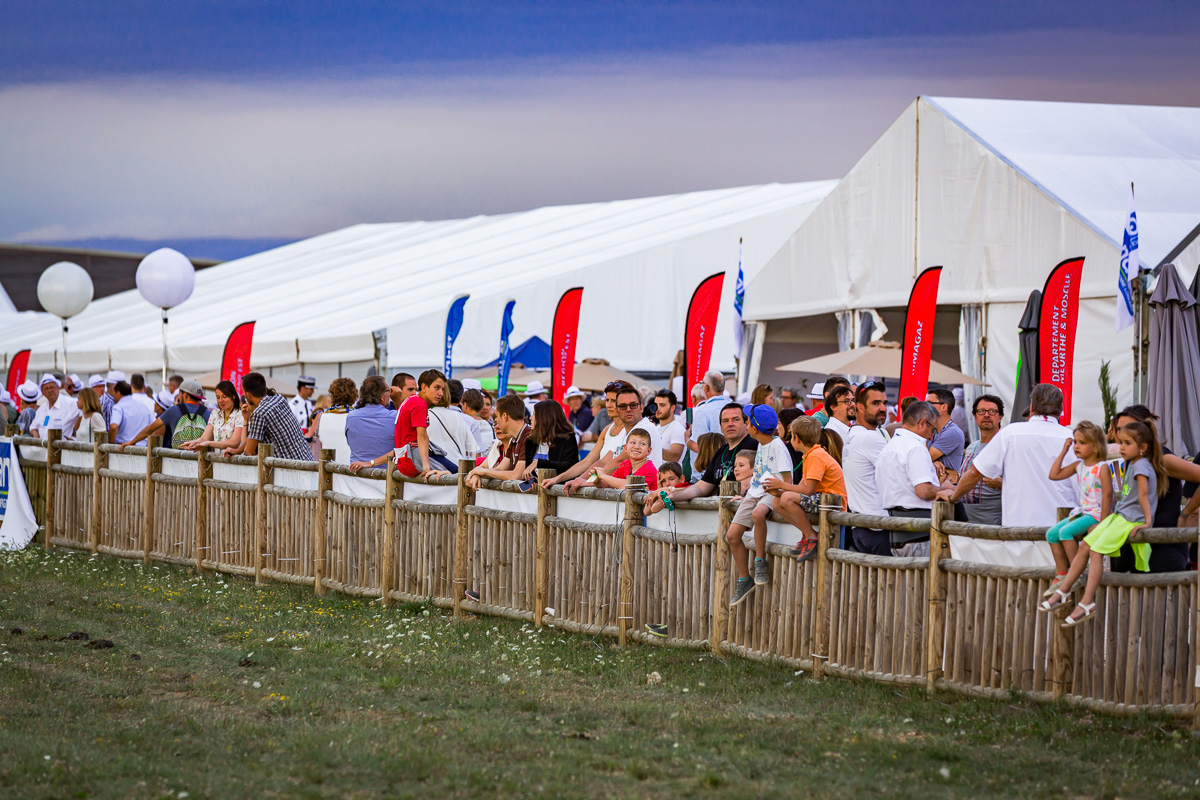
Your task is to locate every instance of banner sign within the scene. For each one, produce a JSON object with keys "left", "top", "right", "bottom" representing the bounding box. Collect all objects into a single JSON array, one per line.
[
  {"left": 220, "top": 321, "right": 255, "bottom": 396},
  {"left": 1117, "top": 186, "right": 1137, "bottom": 332},
  {"left": 550, "top": 287, "right": 583, "bottom": 405},
  {"left": 0, "top": 437, "right": 39, "bottom": 549},
  {"left": 6, "top": 349, "right": 30, "bottom": 399},
  {"left": 898, "top": 266, "right": 942, "bottom": 402},
  {"left": 683, "top": 273, "right": 725, "bottom": 408},
  {"left": 443, "top": 294, "right": 469, "bottom": 378},
  {"left": 1039, "top": 257, "right": 1084, "bottom": 425},
  {"left": 496, "top": 300, "right": 516, "bottom": 398},
  {"left": 732, "top": 238, "right": 745, "bottom": 361}
]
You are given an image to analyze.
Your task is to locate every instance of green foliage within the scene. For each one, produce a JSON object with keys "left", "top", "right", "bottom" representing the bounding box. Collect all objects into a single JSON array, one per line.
[{"left": 1, "top": 548, "right": 1197, "bottom": 799}]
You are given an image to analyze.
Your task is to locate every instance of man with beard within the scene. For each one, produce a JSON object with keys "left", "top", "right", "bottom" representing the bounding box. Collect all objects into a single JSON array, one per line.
[
  {"left": 643, "top": 402, "right": 757, "bottom": 515},
  {"left": 822, "top": 382, "right": 857, "bottom": 442},
  {"left": 841, "top": 381, "right": 892, "bottom": 555},
  {"left": 957, "top": 394, "right": 1005, "bottom": 525}
]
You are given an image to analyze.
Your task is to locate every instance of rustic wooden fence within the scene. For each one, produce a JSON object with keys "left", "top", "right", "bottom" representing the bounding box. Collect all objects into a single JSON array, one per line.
[{"left": 8, "top": 430, "right": 1199, "bottom": 726}]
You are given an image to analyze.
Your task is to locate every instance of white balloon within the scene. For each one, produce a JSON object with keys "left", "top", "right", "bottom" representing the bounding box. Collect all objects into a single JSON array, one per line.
[
  {"left": 136, "top": 247, "right": 195, "bottom": 309},
  {"left": 37, "top": 261, "right": 94, "bottom": 319}
]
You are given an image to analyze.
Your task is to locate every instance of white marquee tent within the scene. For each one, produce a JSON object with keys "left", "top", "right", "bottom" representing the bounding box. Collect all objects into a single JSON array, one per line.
[
  {"left": 0, "top": 182, "right": 835, "bottom": 386},
  {"left": 743, "top": 96, "right": 1200, "bottom": 424}
]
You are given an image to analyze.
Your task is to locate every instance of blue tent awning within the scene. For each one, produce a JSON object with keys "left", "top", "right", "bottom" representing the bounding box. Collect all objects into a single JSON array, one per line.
[{"left": 480, "top": 335, "right": 550, "bottom": 370}]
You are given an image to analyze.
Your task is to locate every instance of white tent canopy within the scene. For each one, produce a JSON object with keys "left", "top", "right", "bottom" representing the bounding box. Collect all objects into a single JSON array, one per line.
[
  {"left": 0, "top": 182, "right": 835, "bottom": 379},
  {"left": 744, "top": 96, "right": 1200, "bottom": 424}
]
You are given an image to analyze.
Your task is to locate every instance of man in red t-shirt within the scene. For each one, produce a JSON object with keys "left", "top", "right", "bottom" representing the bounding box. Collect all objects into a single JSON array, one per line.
[{"left": 394, "top": 369, "right": 454, "bottom": 479}]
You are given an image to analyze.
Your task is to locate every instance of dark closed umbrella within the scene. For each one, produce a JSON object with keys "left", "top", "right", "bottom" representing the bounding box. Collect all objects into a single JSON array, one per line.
[
  {"left": 1147, "top": 264, "right": 1200, "bottom": 455},
  {"left": 1011, "top": 289, "right": 1041, "bottom": 423}
]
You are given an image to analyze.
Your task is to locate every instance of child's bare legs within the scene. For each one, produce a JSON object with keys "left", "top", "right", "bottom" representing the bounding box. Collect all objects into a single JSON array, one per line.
[
  {"left": 1064, "top": 550, "right": 1105, "bottom": 622},
  {"left": 1062, "top": 538, "right": 1078, "bottom": 563},
  {"left": 1049, "top": 542, "right": 1071, "bottom": 575},
  {"left": 774, "top": 494, "right": 816, "bottom": 540},
  {"left": 726, "top": 523, "right": 750, "bottom": 578},
  {"left": 1046, "top": 542, "right": 1093, "bottom": 609},
  {"left": 751, "top": 502, "right": 772, "bottom": 561}
]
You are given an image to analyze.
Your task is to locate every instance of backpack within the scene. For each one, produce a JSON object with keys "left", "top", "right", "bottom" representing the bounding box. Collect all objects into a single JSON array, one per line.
[{"left": 171, "top": 407, "right": 208, "bottom": 449}]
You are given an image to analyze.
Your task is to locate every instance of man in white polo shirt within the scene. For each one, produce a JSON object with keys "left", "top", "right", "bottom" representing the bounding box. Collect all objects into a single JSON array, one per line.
[
  {"left": 30, "top": 373, "right": 81, "bottom": 439},
  {"left": 842, "top": 381, "right": 891, "bottom": 555},
  {"left": 942, "top": 383, "right": 1075, "bottom": 528},
  {"left": 874, "top": 400, "right": 941, "bottom": 556},
  {"left": 687, "top": 371, "right": 729, "bottom": 453}
]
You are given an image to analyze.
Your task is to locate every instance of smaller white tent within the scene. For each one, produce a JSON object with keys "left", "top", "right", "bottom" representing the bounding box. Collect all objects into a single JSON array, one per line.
[{"left": 0, "top": 182, "right": 836, "bottom": 382}]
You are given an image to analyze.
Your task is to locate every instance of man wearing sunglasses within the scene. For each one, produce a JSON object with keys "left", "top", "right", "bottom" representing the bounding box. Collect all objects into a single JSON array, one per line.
[{"left": 541, "top": 384, "right": 659, "bottom": 492}]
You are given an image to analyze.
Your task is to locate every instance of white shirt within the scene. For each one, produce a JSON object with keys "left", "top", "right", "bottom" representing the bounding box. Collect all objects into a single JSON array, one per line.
[
  {"left": 969, "top": 415, "right": 1077, "bottom": 526},
  {"left": 875, "top": 428, "right": 940, "bottom": 510},
  {"left": 73, "top": 413, "right": 107, "bottom": 445},
  {"left": 843, "top": 424, "right": 890, "bottom": 518},
  {"left": 689, "top": 394, "right": 729, "bottom": 443},
  {"left": 30, "top": 394, "right": 80, "bottom": 439},
  {"left": 428, "top": 406, "right": 479, "bottom": 463},
  {"left": 109, "top": 395, "right": 155, "bottom": 444},
  {"left": 467, "top": 414, "right": 495, "bottom": 452},
  {"left": 747, "top": 437, "right": 793, "bottom": 499},
  {"left": 657, "top": 417, "right": 687, "bottom": 460},
  {"left": 132, "top": 393, "right": 157, "bottom": 415},
  {"left": 823, "top": 415, "right": 852, "bottom": 443}
]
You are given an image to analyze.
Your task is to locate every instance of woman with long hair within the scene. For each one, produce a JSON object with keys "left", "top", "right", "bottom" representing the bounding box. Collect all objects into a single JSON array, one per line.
[
  {"left": 181, "top": 380, "right": 245, "bottom": 452},
  {"left": 71, "top": 386, "right": 108, "bottom": 444},
  {"left": 521, "top": 399, "right": 580, "bottom": 479}
]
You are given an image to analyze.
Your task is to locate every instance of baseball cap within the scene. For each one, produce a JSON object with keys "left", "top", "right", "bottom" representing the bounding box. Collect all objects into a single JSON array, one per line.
[
  {"left": 743, "top": 403, "right": 779, "bottom": 434},
  {"left": 179, "top": 378, "right": 205, "bottom": 400}
]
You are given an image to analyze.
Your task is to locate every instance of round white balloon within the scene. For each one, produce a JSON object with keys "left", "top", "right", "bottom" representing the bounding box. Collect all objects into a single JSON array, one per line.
[
  {"left": 136, "top": 248, "right": 195, "bottom": 309},
  {"left": 37, "top": 261, "right": 94, "bottom": 319}
]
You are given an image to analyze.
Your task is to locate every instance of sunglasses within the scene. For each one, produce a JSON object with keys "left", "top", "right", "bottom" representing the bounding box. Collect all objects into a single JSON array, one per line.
[{"left": 616, "top": 401, "right": 641, "bottom": 410}]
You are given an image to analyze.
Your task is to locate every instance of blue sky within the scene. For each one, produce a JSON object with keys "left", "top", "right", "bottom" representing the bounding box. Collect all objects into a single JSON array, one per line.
[{"left": 3, "top": 2, "right": 1199, "bottom": 258}]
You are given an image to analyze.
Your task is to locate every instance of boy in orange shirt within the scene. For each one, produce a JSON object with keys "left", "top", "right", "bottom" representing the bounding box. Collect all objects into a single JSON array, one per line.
[{"left": 766, "top": 415, "right": 847, "bottom": 564}]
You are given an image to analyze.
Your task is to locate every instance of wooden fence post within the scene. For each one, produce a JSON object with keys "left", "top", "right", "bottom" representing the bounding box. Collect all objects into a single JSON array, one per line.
[
  {"left": 380, "top": 459, "right": 397, "bottom": 607},
  {"left": 454, "top": 459, "right": 475, "bottom": 616},
  {"left": 195, "top": 449, "right": 212, "bottom": 572},
  {"left": 926, "top": 499, "right": 951, "bottom": 691},
  {"left": 313, "top": 448, "right": 333, "bottom": 595},
  {"left": 1051, "top": 506, "right": 1073, "bottom": 699},
  {"left": 618, "top": 476, "right": 645, "bottom": 646},
  {"left": 91, "top": 433, "right": 106, "bottom": 555},
  {"left": 254, "top": 444, "right": 273, "bottom": 586},
  {"left": 534, "top": 468, "right": 556, "bottom": 629},
  {"left": 141, "top": 434, "right": 161, "bottom": 562},
  {"left": 712, "top": 478, "right": 737, "bottom": 656},
  {"left": 44, "top": 429, "right": 61, "bottom": 550},
  {"left": 812, "top": 492, "right": 839, "bottom": 679}
]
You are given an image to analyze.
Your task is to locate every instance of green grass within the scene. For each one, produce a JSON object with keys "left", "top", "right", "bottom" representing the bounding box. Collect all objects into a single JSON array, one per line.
[{"left": 1, "top": 548, "right": 1199, "bottom": 799}]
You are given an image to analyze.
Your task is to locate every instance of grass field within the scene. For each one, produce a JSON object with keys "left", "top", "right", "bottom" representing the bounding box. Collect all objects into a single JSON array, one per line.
[{"left": 2, "top": 547, "right": 1199, "bottom": 799}]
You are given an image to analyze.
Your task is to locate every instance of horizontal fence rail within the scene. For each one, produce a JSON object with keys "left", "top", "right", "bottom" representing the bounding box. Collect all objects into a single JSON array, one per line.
[{"left": 7, "top": 429, "right": 1199, "bottom": 726}]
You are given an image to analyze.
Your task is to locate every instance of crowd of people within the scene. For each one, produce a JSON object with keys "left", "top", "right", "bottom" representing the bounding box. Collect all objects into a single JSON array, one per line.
[{"left": 6, "top": 362, "right": 1198, "bottom": 627}]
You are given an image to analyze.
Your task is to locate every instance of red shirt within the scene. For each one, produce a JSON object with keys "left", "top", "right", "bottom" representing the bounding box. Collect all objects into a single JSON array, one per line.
[
  {"left": 394, "top": 395, "right": 428, "bottom": 449},
  {"left": 612, "top": 459, "right": 658, "bottom": 490},
  {"left": 805, "top": 403, "right": 824, "bottom": 417}
]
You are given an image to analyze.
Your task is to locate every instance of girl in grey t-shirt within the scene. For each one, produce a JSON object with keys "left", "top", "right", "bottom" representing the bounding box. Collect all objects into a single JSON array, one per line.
[{"left": 1040, "top": 421, "right": 1167, "bottom": 625}]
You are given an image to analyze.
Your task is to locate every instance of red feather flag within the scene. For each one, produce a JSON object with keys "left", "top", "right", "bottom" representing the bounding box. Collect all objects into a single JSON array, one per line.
[
  {"left": 220, "top": 322, "right": 255, "bottom": 396},
  {"left": 683, "top": 273, "right": 725, "bottom": 408},
  {"left": 1038, "top": 257, "right": 1084, "bottom": 425},
  {"left": 898, "top": 267, "right": 942, "bottom": 402}
]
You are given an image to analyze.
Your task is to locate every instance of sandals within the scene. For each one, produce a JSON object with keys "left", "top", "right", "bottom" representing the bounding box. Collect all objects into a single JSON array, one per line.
[
  {"left": 1038, "top": 589, "right": 1070, "bottom": 613},
  {"left": 1062, "top": 601, "right": 1097, "bottom": 627},
  {"left": 1042, "top": 575, "right": 1066, "bottom": 599}
]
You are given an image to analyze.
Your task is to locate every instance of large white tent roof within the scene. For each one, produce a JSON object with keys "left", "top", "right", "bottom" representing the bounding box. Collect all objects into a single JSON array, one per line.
[{"left": 1, "top": 181, "right": 835, "bottom": 376}]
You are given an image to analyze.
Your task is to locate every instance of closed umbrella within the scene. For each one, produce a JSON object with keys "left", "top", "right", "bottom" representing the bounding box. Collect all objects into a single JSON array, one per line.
[
  {"left": 1146, "top": 264, "right": 1200, "bottom": 455},
  {"left": 1190, "top": 266, "right": 1200, "bottom": 355},
  {"left": 1011, "top": 289, "right": 1041, "bottom": 423}
]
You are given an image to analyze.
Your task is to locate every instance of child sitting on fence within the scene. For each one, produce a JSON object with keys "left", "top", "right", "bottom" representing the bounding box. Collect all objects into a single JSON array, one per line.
[
  {"left": 1040, "top": 421, "right": 1166, "bottom": 625},
  {"left": 729, "top": 450, "right": 754, "bottom": 499},
  {"left": 727, "top": 404, "right": 792, "bottom": 607},
  {"left": 767, "top": 415, "right": 847, "bottom": 565},
  {"left": 595, "top": 428, "right": 658, "bottom": 490},
  {"left": 1043, "top": 421, "right": 1112, "bottom": 597}
]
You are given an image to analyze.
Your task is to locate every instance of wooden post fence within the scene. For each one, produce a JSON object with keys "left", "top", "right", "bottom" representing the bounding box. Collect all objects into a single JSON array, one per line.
[
  {"left": 314, "top": 448, "right": 333, "bottom": 595},
  {"left": 44, "top": 430, "right": 60, "bottom": 550},
  {"left": 454, "top": 459, "right": 475, "bottom": 617},
  {"left": 534, "top": 468, "right": 555, "bottom": 629},
  {"left": 926, "top": 500, "right": 951, "bottom": 691},
  {"left": 141, "top": 435, "right": 161, "bottom": 563},
  {"left": 1050, "top": 506, "right": 1073, "bottom": 699},
  {"left": 712, "top": 479, "right": 737, "bottom": 656},
  {"left": 380, "top": 459, "right": 397, "bottom": 607},
  {"left": 90, "top": 432, "right": 106, "bottom": 555},
  {"left": 812, "top": 492, "right": 839, "bottom": 679},
  {"left": 254, "top": 444, "right": 273, "bottom": 585},
  {"left": 617, "top": 476, "right": 645, "bottom": 646}
]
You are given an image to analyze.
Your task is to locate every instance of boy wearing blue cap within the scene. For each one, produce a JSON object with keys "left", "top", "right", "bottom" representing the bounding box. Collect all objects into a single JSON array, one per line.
[{"left": 727, "top": 403, "right": 793, "bottom": 607}]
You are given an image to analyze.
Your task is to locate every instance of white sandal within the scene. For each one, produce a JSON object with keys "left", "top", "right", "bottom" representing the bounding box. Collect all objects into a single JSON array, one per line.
[
  {"left": 1062, "top": 601, "right": 1097, "bottom": 627},
  {"left": 1038, "top": 589, "right": 1070, "bottom": 613}
]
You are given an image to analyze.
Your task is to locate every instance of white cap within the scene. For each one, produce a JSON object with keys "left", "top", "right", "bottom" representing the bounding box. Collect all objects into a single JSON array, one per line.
[
  {"left": 17, "top": 381, "right": 40, "bottom": 403},
  {"left": 39, "top": 373, "right": 61, "bottom": 387},
  {"left": 563, "top": 385, "right": 586, "bottom": 400},
  {"left": 460, "top": 378, "right": 483, "bottom": 391},
  {"left": 87, "top": 374, "right": 106, "bottom": 389},
  {"left": 71, "top": 376, "right": 83, "bottom": 391},
  {"left": 807, "top": 381, "right": 826, "bottom": 400},
  {"left": 106, "top": 370, "right": 126, "bottom": 383},
  {"left": 522, "top": 380, "right": 547, "bottom": 396},
  {"left": 0, "top": 389, "right": 11, "bottom": 405},
  {"left": 154, "top": 390, "right": 175, "bottom": 409}
]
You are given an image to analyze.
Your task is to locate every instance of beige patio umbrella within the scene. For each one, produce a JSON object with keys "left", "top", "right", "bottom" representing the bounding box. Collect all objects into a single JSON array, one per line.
[
  {"left": 457, "top": 358, "right": 660, "bottom": 395},
  {"left": 775, "top": 341, "right": 988, "bottom": 386},
  {"left": 192, "top": 370, "right": 297, "bottom": 397}
]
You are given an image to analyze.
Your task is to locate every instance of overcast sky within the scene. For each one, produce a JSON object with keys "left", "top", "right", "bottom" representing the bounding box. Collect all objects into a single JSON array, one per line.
[{"left": 3, "top": 2, "right": 1200, "bottom": 254}]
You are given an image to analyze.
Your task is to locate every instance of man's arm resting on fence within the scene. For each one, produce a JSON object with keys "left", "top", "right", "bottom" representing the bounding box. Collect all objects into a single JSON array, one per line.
[{"left": 120, "top": 419, "right": 167, "bottom": 450}]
